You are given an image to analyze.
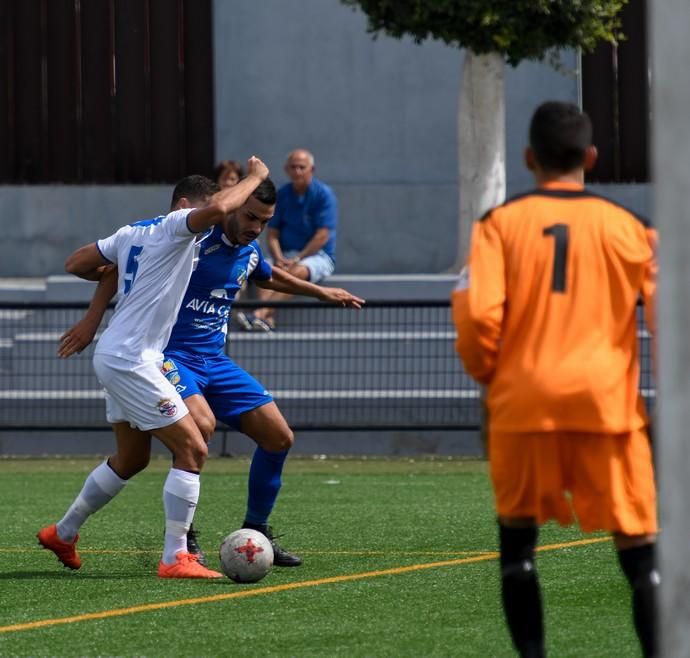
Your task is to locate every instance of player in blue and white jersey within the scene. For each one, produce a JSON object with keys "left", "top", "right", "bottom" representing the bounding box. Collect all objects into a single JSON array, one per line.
[
  {"left": 58, "top": 175, "right": 364, "bottom": 567},
  {"left": 38, "top": 158, "right": 272, "bottom": 579}
]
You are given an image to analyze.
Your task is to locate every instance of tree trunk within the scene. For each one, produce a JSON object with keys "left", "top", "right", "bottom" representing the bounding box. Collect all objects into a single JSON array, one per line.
[{"left": 451, "top": 50, "right": 506, "bottom": 271}]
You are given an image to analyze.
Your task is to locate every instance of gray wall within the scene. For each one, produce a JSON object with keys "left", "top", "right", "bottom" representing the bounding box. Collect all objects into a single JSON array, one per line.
[{"left": 0, "top": 0, "right": 649, "bottom": 277}]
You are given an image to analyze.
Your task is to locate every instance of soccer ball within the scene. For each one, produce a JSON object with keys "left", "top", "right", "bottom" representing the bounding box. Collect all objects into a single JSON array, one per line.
[{"left": 219, "top": 528, "right": 274, "bottom": 583}]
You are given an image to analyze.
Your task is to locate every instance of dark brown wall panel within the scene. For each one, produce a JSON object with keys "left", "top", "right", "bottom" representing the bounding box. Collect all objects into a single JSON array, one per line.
[
  {"left": 1, "top": 0, "right": 213, "bottom": 183},
  {"left": 183, "top": 0, "right": 214, "bottom": 177},
  {"left": 618, "top": 0, "right": 649, "bottom": 182},
  {"left": 46, "top": 0, "right": 78, "bottom": 182},
  {"left": 583, "top": 44, "right": 617, "bottom": 183},
  {"left": 149, "top": 0, "right": 183, "bottom": 181},
  {"left": 0, "top": 0, "right": 13, "bottom": 181},
  {"left": 114, "top": 0, "right": 150, "bottom": 181},
  {"left": 80, "top": 0, "right": 115, "bottom": 181},
  {"left": 13, "top": 0, "right": 44, "bottom": 181},
  {"left": 583, "top": 0, "right": 649, "bottom": 183}
]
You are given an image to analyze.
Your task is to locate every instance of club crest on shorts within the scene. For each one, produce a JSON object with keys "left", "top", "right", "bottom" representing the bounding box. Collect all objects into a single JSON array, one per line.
[{"left": 157, "top": 398, "right": 178, "bottom": 417}]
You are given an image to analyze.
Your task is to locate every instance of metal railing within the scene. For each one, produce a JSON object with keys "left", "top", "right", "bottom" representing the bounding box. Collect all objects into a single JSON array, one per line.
[{"left": 0, "top": 301, "right": 654, "bottom": 432}]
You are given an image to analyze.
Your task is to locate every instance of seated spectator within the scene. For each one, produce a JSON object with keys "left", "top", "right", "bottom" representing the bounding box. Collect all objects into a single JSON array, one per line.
[
  {"left": 245, "top": 149, "right": 337, "bottom": 331},
  {"left": 215, "top": 160, "right": 245, "bottom": 189}
]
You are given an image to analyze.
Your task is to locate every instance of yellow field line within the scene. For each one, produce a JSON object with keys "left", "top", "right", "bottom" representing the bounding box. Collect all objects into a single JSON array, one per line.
[{"left": 0, "top": 536, "right": 610, "bottom": 635}]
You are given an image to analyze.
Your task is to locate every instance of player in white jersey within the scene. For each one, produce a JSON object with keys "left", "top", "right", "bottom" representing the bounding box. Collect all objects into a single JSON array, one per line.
[{"left": 38, "top": 157, "right": 270, "bottom": 579}]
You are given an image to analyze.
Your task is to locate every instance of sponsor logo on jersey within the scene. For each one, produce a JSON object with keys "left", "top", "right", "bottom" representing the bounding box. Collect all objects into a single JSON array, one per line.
[
  {"left": 185, "top": 297, "right": 231, "bottom": 322},
  {"left": 235, "top": 267, "right": 248, "bottom": 286},
  {"left": 204, "top": 244, "right": 221, "bottom": 255},
  {"left": 157, "top": 399, "right": 178, "bottom": 417},
  {"left": 161, "top": 359, "right": 177, "bottom": 374}
]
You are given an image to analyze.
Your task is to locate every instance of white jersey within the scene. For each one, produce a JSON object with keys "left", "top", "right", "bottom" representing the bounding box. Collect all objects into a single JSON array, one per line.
[{"left": 94, "top": 209, "right": 203, "bottom": 362}]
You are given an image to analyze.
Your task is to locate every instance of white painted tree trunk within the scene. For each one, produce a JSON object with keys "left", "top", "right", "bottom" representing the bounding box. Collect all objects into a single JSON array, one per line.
[{"left": 453, "top": 50, "right": 506, "bottom": 270}]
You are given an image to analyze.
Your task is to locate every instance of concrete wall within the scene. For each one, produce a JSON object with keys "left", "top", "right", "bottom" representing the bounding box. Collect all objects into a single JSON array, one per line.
[{"left": 0, "top": 0, "right": 649, "bottom": 276}]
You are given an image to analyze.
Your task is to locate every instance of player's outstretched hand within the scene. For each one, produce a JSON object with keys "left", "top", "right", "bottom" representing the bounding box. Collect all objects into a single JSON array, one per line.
[
  {"left": 58, "top": 318, "right": 99, "bottom": 358},
  {"left": 320, "top": 287, "right": 365, "bottom": 309},
  {"left": 246, "top": 156, "right": 269, "bottom": 182}
]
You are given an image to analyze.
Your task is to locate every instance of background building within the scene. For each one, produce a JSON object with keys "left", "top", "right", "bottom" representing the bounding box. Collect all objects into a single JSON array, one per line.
[{"left": 0, "top": 0, "right": 648, "bottom": 276}]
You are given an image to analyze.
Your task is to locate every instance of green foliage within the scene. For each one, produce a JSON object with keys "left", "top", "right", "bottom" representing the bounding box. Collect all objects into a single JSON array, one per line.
[{"left": 342, "top": 0, "right": 629, "bottom": 66}]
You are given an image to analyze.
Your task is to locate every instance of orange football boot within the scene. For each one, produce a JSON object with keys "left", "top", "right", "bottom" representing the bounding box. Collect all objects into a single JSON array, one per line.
[
  {"left": 157, "top": 551, "right": 223, "bottom": 579},
  {"left": 37, "top": 524, "right": 82, "bottom": 570}
]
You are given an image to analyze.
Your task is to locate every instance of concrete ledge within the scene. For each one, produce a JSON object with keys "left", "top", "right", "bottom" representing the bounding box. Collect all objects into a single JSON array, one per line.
[
  {"left": 324, "top": 274, "right": 457, "bottom": 301},
  {"left": 0, "top": 274, "right": 459, "bottom": 304}
]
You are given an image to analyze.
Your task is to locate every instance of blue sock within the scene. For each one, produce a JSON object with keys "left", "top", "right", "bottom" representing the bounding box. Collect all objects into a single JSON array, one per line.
[{"left": 244, "top": 447, "right": 289, "bottom": 526}]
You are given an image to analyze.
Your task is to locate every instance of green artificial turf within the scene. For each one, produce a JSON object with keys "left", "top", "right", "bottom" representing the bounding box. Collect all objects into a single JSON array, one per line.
[{"left": 0, "top": 457, "right": 639, "bottom": 657}]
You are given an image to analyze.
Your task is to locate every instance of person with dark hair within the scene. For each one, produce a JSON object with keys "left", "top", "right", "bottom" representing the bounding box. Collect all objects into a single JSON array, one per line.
[
  {"left": 214, "top": 160, "right": 245, "bottom": 189},
  {"left": 248, "top": 148, "right": 337, "bottom": 331},
  {"left": 56, "top": 173, "right": 364, "bottom": 569},
  {"left": 38, "top": 158, "right": 271, "bottom": 579},
  {"left": 452, "top": 100, "right": 658, "bottom": 658}
]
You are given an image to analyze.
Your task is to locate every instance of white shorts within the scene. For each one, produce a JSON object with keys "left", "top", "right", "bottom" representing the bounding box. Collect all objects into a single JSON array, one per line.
[
  {"left": 92, "top": 353, "right": 189, "bottom": 431},
  {"left": 280, "top": 250, "right": 334, "bottom": 283}
]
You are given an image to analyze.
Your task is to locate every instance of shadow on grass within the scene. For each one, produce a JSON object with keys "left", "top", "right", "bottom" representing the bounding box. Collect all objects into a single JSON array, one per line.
[{"left": 0, "top": 570, "right": 150, "bottom": 580}]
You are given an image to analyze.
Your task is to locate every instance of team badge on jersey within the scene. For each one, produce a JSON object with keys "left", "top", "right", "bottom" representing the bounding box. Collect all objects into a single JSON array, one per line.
[
  {"left": 161, "top": 359, "right": 181, "bottom": 386},
  {"left": 157, "top": 398, "right": 178, "bottom": 417},
  {"left": 235, "top": 266, "right": 248, "bottom": 286}
]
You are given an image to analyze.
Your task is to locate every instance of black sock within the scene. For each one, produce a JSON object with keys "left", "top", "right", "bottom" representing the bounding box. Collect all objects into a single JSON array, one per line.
[
  {"left": 499, "top": 524, "right": 545, "bottom": 658},
  {"left": 617, "top": 543, "right": 658, "bottom": 658}
]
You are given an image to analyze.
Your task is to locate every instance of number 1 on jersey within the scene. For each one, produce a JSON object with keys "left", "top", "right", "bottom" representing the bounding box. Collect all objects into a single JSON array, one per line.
[
  {"left": 124, "top": 245, "right": 144, "bottom": 295},
  {"left": 542, "top": 224, "right": 569, "bottom": 292}
]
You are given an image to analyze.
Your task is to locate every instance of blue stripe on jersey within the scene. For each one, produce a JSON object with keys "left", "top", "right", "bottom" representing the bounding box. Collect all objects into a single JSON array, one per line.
[
  {"left": 129, "top": 215, "right": 165, "bottom": 228},
  {"left": 166, "top": 225, "right": 272, "bottom": 356}
]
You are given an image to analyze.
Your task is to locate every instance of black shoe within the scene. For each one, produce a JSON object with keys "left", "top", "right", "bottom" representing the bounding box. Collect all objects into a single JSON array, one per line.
[
  {"left": 186, "top": 525, "right": 207, "bottom": 566},
  {"left": 242, "top": 522, "right": 302, "bottom": 567},
  {"left": 251, "top": 317, "right": 274, "bottom": 333}
]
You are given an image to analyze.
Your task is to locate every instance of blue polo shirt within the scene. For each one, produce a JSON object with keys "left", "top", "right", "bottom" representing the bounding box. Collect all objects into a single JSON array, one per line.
[
  {"left": 269, "top": 178, "right": 337, "bottom": 261},
  {"left": 166, "top": 225, "right": 272, "bottom": 355}
]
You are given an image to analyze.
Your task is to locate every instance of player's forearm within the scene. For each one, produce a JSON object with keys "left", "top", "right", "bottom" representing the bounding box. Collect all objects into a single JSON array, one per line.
[
  {"left": 189, "top": 174, "right": 263, "bottom": 233},
  {"left": 65, "top": 243, "right": 110, "bottom": 280},
  {"left": 86, "top": 267, "right": 118, "bottom": 323},
  {"left": 258, "top": 268, "right": 326, "bottom": 299}
]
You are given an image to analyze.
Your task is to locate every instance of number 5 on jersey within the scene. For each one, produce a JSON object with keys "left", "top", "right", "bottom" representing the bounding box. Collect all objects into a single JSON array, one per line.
[{"left": 124, "top": 246, "right": 144, "bottom": 295}]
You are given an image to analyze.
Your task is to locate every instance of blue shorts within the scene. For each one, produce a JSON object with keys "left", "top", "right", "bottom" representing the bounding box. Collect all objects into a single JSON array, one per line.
[{"left": 162, "top": 350, "right": 273, "bottom": 430}]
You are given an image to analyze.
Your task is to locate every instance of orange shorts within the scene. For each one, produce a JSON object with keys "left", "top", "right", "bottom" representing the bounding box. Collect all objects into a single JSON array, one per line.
[{"left": 488, "top": 428, "right": 657, "bottom": 536}]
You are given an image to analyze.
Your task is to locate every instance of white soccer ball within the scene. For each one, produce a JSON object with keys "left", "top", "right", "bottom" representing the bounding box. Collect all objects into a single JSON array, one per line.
[{"left": 219, "top": 528, "right": 274, "bottom": 583}]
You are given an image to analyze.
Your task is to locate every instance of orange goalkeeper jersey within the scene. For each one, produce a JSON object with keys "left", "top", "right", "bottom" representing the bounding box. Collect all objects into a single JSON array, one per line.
[{"left": 451, "top": 181, "right": 657, "bottom": 433}]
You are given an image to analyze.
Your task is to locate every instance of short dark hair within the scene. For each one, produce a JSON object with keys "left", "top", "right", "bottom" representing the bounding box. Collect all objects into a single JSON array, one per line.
[
  {"left": 249, "top": 177, "right": 276, "bottom": 206},
  {"left": 529, "top": 101, "right": 593, "bottom": 173},
  {"left": 170, "top": 175, "right": 220, "bottom": 209}
]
